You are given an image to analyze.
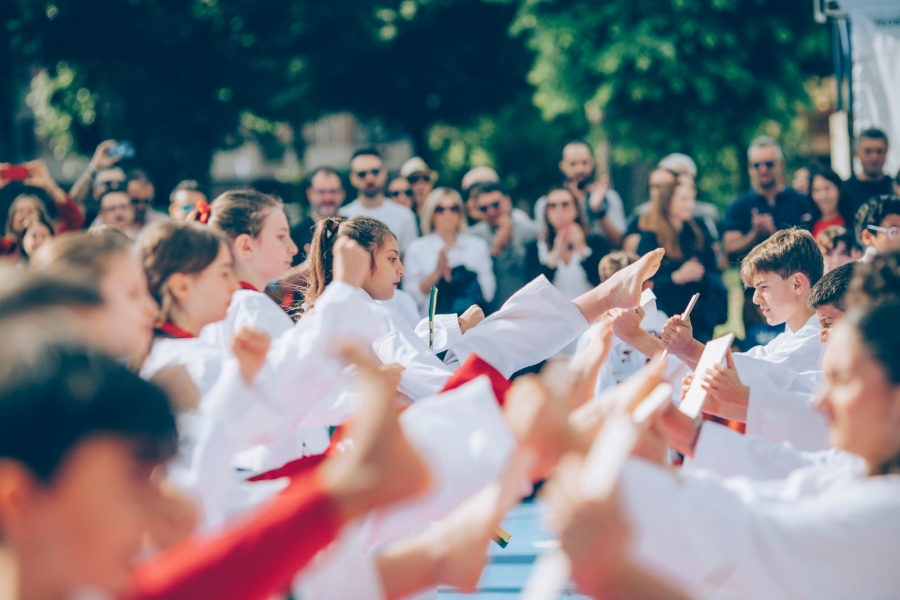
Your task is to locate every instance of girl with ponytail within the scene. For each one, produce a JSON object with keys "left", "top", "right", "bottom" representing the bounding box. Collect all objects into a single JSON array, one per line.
[{"left": 305, "top": 214, "right": 665, "bottom": 401}]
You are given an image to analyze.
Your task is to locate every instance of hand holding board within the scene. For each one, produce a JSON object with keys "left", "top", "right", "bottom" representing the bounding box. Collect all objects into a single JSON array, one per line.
[{"left": 677, "top": 333, "right": 735, "bottom": 418}]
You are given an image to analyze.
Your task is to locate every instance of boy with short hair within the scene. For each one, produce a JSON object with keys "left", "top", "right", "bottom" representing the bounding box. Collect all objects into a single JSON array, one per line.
[
  {"left": 815, "top": 225, "right": 862, "bottom": 273},
  {"left": 662, "top": 229, "right": 827, "bottom": 450},
  {"left": 855, "top": 194, "right": 900, "bottom": 259},
  {"left": 808, "top": 262, "right": 855, "bottom": 342}
]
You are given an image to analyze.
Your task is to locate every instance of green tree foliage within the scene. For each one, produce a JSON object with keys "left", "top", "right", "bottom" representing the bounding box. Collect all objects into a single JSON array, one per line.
[{"left": 512, "top": 0, "right": 831, "bottom": 203}]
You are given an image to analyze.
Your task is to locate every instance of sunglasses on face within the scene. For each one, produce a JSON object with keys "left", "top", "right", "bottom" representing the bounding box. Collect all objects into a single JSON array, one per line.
[
  {"left": 867, "top": 224, "right": 900, "bottom": 239},
  {"left": 131, "top": 197, "right": 151, "bottom": 205},
  {"left": 355, "top": 168, "right": 381, "bottom": 178},
  {"left": 389, "top": 189, "right": 413, "bottom": 198},
  {"left": 407, "top": 174, "right": 430, "bottom": 184},
  {"left": 434, "top": 205, "right": 460, "bottom": 214},
  {"left": 547, "top": 201, "right": 572, "bottom": 210},
  {"left": 479, "top": 201, "right": 502, "bottom": 214},
  {"left": 103, "top": 204, "right": 130, "bottom": 213},
  {"left": 752, "top": 161, "right": 776, "bottom": 170}
]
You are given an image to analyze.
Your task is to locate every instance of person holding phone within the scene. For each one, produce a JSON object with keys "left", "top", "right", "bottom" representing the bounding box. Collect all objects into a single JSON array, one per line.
[{"left": 1, "top": 159, "right": 84, "bottom": 256}]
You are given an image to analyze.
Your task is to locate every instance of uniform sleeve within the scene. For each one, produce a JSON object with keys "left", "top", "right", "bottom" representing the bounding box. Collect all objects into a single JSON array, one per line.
[
  {"left": 449, "top": 275, "right": 590, "bottom": 378},
  {"left": 128, "top": 470, "right": 342, "bottom": 600},
  {"left": 619, "top": 459, "right": 900, "bottom": 600},
  {"left": 745, "top": 388, "right": 829, "bottom": 452},
  {"left": 373, "top": 327, "right": 453, "bottom": 400},
  {"left": 292, "top": 527, "right": 386, "bottom": 600},
  {"left": 413, "top": 313, "right": 462, "bottom": 353},
  {"left": 230, "top": 294, "right": 294, "bottom": 341}
]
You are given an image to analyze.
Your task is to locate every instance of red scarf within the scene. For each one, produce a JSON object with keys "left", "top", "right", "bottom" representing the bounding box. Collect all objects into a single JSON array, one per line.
[
  {"left": 239, "top": 281, "right": 259, "bottom": 292},
  {"left": 156, "top": 322, "right": 196, "bottom": 339}
]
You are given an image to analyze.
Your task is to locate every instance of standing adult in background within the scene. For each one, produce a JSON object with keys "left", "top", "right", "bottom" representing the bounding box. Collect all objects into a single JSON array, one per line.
[
  {"left": 636, "top": 175, "right": 726, "bottom": 342},
  {"left": 844, "top": 128, "right": 893, "bottom": 215},
  {"left": 792, "top": 165, "right": 812, "bottom": 196},
  {"left": 126, "top": 170, "right": 168, "bottom": 229},
  {"left": 468, "top": 181, "right": 539, "bottom": 309},
  {"left": 290, "top": 167, "right": 345, "bottom": 265},
  {"left": 339, "top": 148, "right": 419, "bottom": 253},
  {"left": 808, "top": 166, "right": 856, "bottom": 239},
  {"left": 525, "top": 187, "right": 609, "bottom": 299},
  {"left": 622, "top": 167, "right": 679, "bottom": 252},
  {"left": 403, "top": 187, "right": 495, "bottom": 316},
  {"left": 533, "top": 141, "right": 625, "bottom": 247},
  {"left": 721, "top": 136, "right": 812, "bottom": 261},
  {"left": 386, "top": 175, "right": 414, "bottom": 210},
  {"left": 168, "top": 180, "right": 207, "bottom": 221},
  {"left": 461, "top": 166, "right": 499, "bottom": 226},
  {"left": 91, "top": 183, "right": 136, "bottom": 237},
  {"left": 400, "top": 156, "right": 437, "bottom": 215},
  {"left": 68, "top": 140, "right": 126, "bottom": 222}
]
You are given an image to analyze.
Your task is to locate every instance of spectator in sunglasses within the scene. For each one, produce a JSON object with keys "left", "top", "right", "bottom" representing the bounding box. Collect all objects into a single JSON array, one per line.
[
  {"left": 126, "top": 169, "right": 168, "bottom": 229},
  {"left": 290, "top": 166, "right": 346, "bottom": 265},
  {"left": 721, "top": 136, "right": 813, "bottom": 261},
  {"left": 400, "top": 156, "right": 438, "bottom": 213},
  {"left": 386, "top": 174, "right": 415, "bottom": 210},
  {"left": 461, "top": 166, "right": 500, "bottom": 226},
  {"left": 92, "top": 183, "right": 136, "bottom": 237},
  {"left": 844, "top": 128, "right": 893, "bottom": 217},
  {"left": 468, "top": 181, "right": 539, "bottom": 309},
  {"left": 168, "top": 179, "right": 208, "bottom": 221},
  {"left": 340, "top": 148, "right": 419, "bottom": 253},
  {"left": 403, "top": 187, "right": 495, "bottom": 317}
]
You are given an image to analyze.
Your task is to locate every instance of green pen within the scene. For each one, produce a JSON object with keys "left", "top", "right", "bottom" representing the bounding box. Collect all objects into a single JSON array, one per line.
[{"left": 428, "top": 285, "right": 439, "bottom": 350}]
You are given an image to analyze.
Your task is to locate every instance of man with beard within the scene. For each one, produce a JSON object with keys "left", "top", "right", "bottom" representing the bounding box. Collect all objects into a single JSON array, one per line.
[
  {"left": 844, "top": 128, "right": 893, "bottom": 216},
  {"left": 339, "top": 148, "right": 419, "bottom": 253},
  {"left": 533, "top": 140, "right": 625, "bottom": 247},
  {"left": 722, "top": 136, "right": 813, "bottom": 261},
  {"left": 291, "top": 166, "right": 346, "bottom": 265}
]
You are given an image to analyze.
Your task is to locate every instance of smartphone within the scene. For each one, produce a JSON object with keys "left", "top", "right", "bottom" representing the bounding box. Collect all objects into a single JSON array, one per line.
[
  {"left": 0, "top": 164, "right": 29, "bottom": 181},
  {"left": 107, "top": 141, "right": 136, "bottom": 159}
]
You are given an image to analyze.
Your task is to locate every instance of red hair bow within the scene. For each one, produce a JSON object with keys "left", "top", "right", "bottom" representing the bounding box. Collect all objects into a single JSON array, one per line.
[{"left": 196, "top": 199, "right": 211, "bottom": 224}]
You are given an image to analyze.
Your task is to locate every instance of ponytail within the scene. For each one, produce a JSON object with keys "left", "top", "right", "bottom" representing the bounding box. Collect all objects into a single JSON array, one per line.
[
  {"left": 189, "top": 189, "right": 283, "bottom": 240},
  {"left": 303, "top": 216, "right": 394, "bottom": 310}
]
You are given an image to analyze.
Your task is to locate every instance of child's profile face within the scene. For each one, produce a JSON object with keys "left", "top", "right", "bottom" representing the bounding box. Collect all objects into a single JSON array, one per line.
[
  {"left": 871, "top": 214, "right": 900, "bottom": 255},
  {"left": 823, "top": 242, "right": 859, "bottom": 274},
  {"left": 363, "top": 236, "right": 403, "bottom": 301},
  {"left": 4, "top": 436, "right": 163, "bottom": 596},
  {"left": 750, "top": 271, "right": 801, "bottom": 326},
  {"left": 815, "top": 303, "right": 844, "bottom": 343},
  {"left": 245, "top": 208, "right": 298, "bottom": 284}
]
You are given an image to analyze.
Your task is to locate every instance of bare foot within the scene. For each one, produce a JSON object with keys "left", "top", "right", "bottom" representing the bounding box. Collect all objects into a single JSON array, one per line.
[
  {"left": 572, "top": 248, "right": 664, "bottom": 323},
  {"left": 319, "top": 342, "right": 431, "bottom": 522},
  {"left": 231, "top": 327, "right": 271, "bottom": 386}
]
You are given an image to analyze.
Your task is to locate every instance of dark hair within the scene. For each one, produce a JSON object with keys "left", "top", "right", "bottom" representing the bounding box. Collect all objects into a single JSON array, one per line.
[
  {"left": 0, "top": 270, "right": 103, "bottom": 321},
  {"left": 203, "top": 189, "right": 283, "bottom": 240},
  {"left": 137, "top": 221, "right": 227, "bottom": 324},
  {"left": 740, "top": 228, "right": 824, "bottom": 288},
  {"left": 816, "top": 225, "right": 861, "bottom": 255},
  {"left": 169, "top": 179, "right": 202, "bottom": 204},
  {"left": 858, "top": 128, "right": 889, "bottom": 148},
  {"left": 17, "top": 210, "right": 56, "bottom": 259},
  {"left": 543, "top": 187, "right": 589, "bottom": 248},
  {"left": 97, "top": 185, "right": 130, "bottom": 206},
  {"left": 470, "top": 181, "right": 509, "bottom": 201},
  {"left": 31, "top": 229, "right": 133, "bottom": 281},
  {"left": 351, "top": 147, "right": 382, "bottom": 162},
  {"left": 808, "top": 262, "right": 855, "bottom": 311},
  {"left": 308, "top": 166, "right": 341, "bottom": 185},
  {"left": 808, "top": 166, "right": 855, "bottom": 227},
  {"left": 855, "top": 195, "right": 900, "bottom": 245},
  {"left": 848, "top": 250, "right": 900, "bottom": 308},
  {"left": 5, "top": 193, "right": 51, "bottom": 237},
  {"left": 127, "top": 169, "right": 153, "bottom": 185},
  {"left": 303, "top": 216, "right": 394, "bottom": 310},
  {"left": 0, "top": 343, "right": 177, "bottom": 482}
]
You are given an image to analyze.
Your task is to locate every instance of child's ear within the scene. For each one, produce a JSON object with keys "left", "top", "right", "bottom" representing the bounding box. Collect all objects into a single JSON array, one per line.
[
  {"left": 861, "top": 230, "right": 876, "bottom": 247},
  {"left": 167, "top": 272, "right": 191, "bottom": 304},
  {"left": 233, "top": 233, "right": 254, "bottom": 260},
  {"left": 793, "top": 272, "right": 809, "bottom": 293}
]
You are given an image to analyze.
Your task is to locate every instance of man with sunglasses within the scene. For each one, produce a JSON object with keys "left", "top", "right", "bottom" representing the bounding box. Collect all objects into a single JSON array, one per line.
[
  {"left": 468, "top": 181, "right": 539, "bottom": 309},
  {"left": 844, "top": 128, "right": 893, "bottom": 216},
  {"left": 400, "top": 156, "right": 438, "bottom": 212},
  {"left": 127, "top": 169, "right": 168, "bottom": 229},
  {"left": 290, "top": 166, "right": 346, "bottom": 265},
  {"left": 721, "top": 136, "right": 813, "bottom": 261},
  {"left": 339, "top": 148, "right": 419, "bottom": 253}
]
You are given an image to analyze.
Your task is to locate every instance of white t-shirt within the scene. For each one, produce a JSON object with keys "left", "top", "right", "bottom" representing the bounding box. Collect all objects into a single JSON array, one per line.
[{"left": 339, "top": 198, "right": 420, "bottom": 252}]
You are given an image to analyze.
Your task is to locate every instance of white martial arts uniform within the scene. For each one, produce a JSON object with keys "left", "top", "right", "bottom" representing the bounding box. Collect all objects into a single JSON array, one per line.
[
  {"left": 687, "top": 420, "right": 862, "bottom": 481},
  {"left": 732, "top": 314, "right": 824, "bottom": 393},
  {"left": 619, "top": 457, "right": 900, "bottom": 600},
  {"left": 367, "top": 275, "right": 590, "bottom": 400}
]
